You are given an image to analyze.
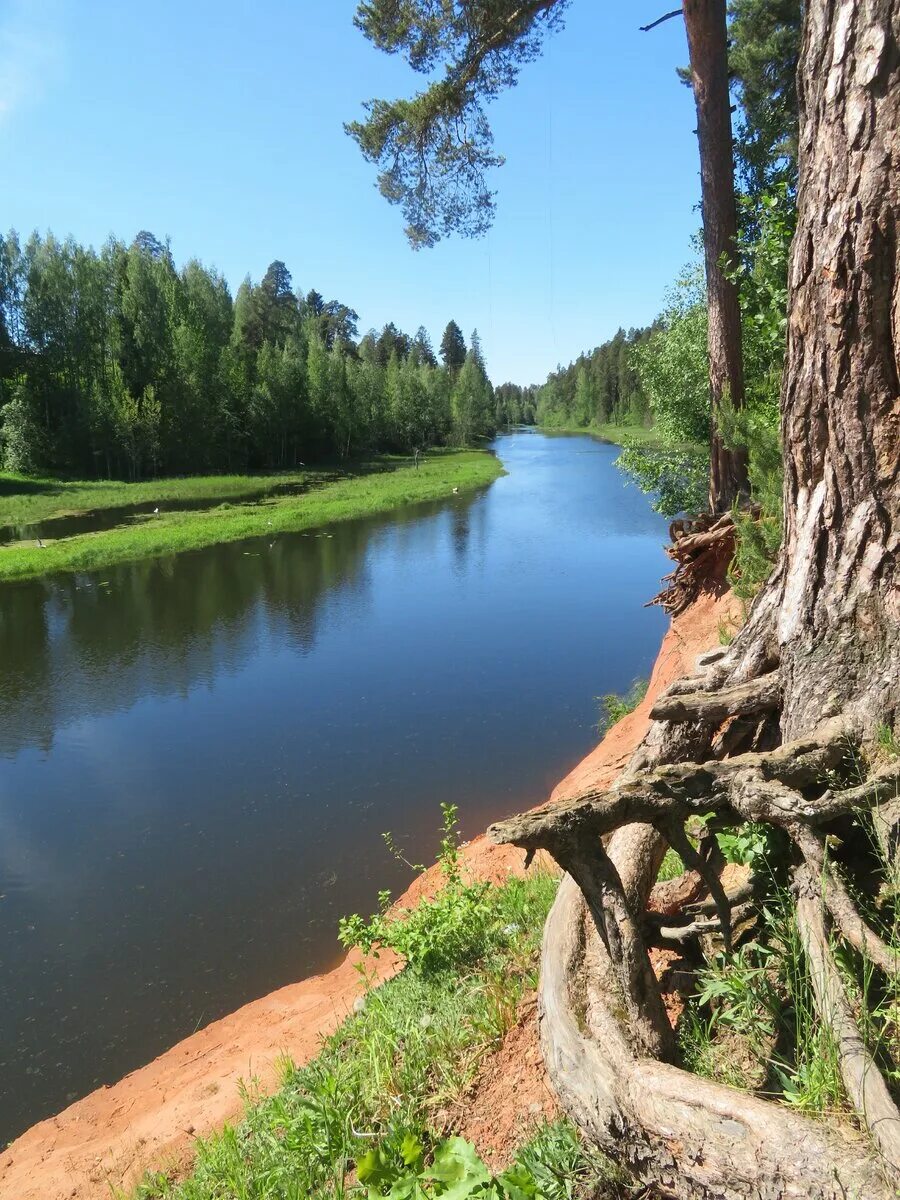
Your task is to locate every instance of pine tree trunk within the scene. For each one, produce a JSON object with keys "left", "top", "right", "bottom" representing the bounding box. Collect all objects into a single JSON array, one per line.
[
  {"left": 491, "top": 4, "right": 900, "bottom": 1194},
  {"left": 683, "top": 0, "right": 750, "bottom": 512},
  {"left": 772, "top": 0, "right": 900, "bottom": 739}
]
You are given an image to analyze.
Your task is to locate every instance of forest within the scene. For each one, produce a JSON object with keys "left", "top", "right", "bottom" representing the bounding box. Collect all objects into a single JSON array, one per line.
[{"left": 0, "top": 239, "right": 497, "bottom": 480}]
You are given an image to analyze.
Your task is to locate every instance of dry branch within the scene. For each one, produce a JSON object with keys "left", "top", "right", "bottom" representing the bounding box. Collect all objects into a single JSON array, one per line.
[{"left": 648, "top": 513, "right": 738, "bottom": 615}]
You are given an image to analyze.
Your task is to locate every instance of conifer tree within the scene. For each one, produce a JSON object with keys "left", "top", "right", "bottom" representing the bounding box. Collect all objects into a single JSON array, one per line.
[{"left": 439, "top": 319, "right": 466, "bottom": 374}]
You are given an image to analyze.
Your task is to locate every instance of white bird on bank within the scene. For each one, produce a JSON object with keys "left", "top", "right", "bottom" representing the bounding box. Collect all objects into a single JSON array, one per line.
[
  {"left": 452, "top": 486, "right": 459, "bottom": 494},
  {"left": 152, "top": 507, "right": 159, "bottom": 515}
]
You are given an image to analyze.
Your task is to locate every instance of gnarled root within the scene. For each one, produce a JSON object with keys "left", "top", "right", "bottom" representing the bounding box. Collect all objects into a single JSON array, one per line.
[
  {"left": 489, "top": 712, "right": 900, "bottom": 1198},
  {"left": 794, "top": 864, "right": 900, "bottom": 1186},
  {"left": 648, "top": 512, "right": 740, "bottom": 616},
  {"left": 539, "top": 872, "right": 891, "bottom": 1199}
]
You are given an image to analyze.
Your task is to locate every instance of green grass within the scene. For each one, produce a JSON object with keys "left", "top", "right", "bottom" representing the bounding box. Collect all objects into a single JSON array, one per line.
[
  {"left": 0, "top": 450, "right": 503, "bottom": 582},
  {"left": 595, "top": 679, "right": 648, "bottom": 736},
  {"left": 538, "top": 422, "right": 661, "bottom": 448},
  {"left": 131, "top": 869, "right": 594, "bottom": 1200},
  {"left": 0, "top": 468, "right": 323, "bottom": 526}
]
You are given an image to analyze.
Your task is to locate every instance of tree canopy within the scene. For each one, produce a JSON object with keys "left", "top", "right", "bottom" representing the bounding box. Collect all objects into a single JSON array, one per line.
[
  {"left": 0, "top": 231, "right": 498, "bottom": 479},
  {"left": 347, "top": 1, "right": 570, "bottom": 248}
]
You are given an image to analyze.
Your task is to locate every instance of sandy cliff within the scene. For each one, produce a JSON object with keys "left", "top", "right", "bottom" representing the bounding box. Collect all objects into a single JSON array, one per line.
[{"left": 0, "top": 587, "right": 739, "bottom": 1200}]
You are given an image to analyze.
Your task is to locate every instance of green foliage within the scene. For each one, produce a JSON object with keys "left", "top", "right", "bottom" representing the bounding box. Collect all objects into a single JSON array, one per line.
[
  {"left": 440, "top": 321, "right": 467, "bottom": 374},
  {"left": 0, "top": 226, "right": 497, "bottom": 480},
  {"left": 616, "top": 442, "right": 709, "bottom": 517},
  {"left": 536, "top": 327, "right": 653, "bottom": 432},
  {"left": 357, "top": 1133, "right": 523, "bottom": 1198},
  {"left": 680, "top": 939, "right": 780, "bottom": 1092},
  {"left": 595, "top": 680, "right": 648, "bottom": 736},
  {"left": 614, "top": 183, "right": 792, "bottom": 521},
  {"left": 355, "top": 1120, "right": 624, "bottom": 1200},
  {"left": 722, "top": 403, "right": 783, "bottom": 599},
  {"left": 656, "top": 848, "right": 686, "bottom": 882},
  {"left": 729, "top": 0, "right": 801, "bottom": 196},
  {"left": 510, "top": 1119, "right": 628, "bottom": 1200},
  {"left": 677, "top": 869, "right": 900, "bottom": 1124},
  {"left": 714, "top": 822, "right": 775, "bottom": 868},
  {"left": 339, "top": 804, "right": 496, "bottom": 973},
  {"left": 876, "top": 723, "right": 900, "bottom": 759},
  {"left": 347, "top": 2, "right": 570, "bottom": 248},
  {"left": 612, "top": 268, "right": 710, "bottom": 516}
]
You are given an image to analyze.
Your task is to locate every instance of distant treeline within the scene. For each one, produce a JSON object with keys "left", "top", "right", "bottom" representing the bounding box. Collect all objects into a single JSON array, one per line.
[
  {"left": 535, "top": 327, "right": 655, "bottom": 429},
  {"left": 490, "top": 327, "right": 656, "bottom": 434},
  {"left": 0, "top": 231, "right": 496, "bottom": 480}
]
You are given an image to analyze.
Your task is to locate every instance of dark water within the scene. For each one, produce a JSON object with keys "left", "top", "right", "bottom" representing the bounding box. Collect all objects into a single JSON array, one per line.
[{"left": 0, "top": 431, "right": 668, "bottom": 1142}]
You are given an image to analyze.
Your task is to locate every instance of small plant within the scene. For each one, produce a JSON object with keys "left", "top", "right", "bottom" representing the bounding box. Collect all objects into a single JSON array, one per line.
[
  {"left": 512, "top": 1119, "right": 629, "bottom": 1200},
  {"left": 358, "top": 1133, "right": 530, "bottom": 1198},
  {"left": 876, "top": 722, "right": 900, "bottom": 759},
  {"left": 656, "top": 847, "right": 686, "bottom": 882},
  {"left": 715, "top": 821, "right": 775, "bottom": 868},
  {"left": 339, "top": 804, "right": 495, "bottom": 974},
  {"left": 595, "top": 679, "right": 648, "bottom": 735},
  {"left": 357, "top": 1122, "right": 625, "bottom": 1200},
  {"left": 680, "top": 939, "right": 781, "bottom": 1091}
]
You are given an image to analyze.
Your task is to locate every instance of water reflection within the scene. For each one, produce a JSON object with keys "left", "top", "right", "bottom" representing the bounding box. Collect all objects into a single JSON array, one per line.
[
  {"left": 0, "top": 495, "right": 474, "bottom": 758},
  {"left": 0, "top": 432, "right": 668, "bottom": 1140}
]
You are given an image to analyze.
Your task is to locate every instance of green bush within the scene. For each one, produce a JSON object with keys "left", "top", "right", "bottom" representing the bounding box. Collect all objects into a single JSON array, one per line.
[
  {"left": 338, "top": 804, "right": 498, "bottom": 973},
  {"left": 595, "top": 680, "right": 648, "bottom": 736}
]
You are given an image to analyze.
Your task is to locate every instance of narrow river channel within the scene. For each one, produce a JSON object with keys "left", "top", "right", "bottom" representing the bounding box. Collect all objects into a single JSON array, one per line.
[{"left": 0, "top": 430, "right": 669, "bottom": 1142}]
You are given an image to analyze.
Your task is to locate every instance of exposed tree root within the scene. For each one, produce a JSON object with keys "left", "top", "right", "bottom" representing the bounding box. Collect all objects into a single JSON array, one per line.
[
  {"left": 795, "top": 865, "right": 900, "bottom": 1185},
  {"left": 488, "top": 664, "right": 900, "bottom": 1197},
  {"left": 650, "top": 670, "right": 781, "bottom": 724},
  {"left": 538, "top": 872, "right": 892, "bottom": 1199},
  {"left": 648, "top": 513, "right": 740, "bottom": 616}
]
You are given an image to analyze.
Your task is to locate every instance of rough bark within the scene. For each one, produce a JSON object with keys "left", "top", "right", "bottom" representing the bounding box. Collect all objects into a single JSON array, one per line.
[
  {"left": 495, "top": 2, "right": 900, "bottom": 1194},
  {"left": 683, "top": 0, "right": 750, "bottom": 512},
  {"left": 768, "top": 0, "right": 900, "bottom": 738}
]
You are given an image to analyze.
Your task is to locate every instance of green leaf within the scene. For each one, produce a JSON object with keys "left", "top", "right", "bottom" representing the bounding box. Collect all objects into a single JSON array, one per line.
[
  {"left": 425, "top": 1137, "right": 491, "bottom": 1199},
  {"left": 401, "top": 1132, "right": 426, "bottom": 1170}
]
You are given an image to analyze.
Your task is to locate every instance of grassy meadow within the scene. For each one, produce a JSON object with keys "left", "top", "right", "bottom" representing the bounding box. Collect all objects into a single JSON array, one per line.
[
  {"left": 538, "top": 421, "right": 661, "bottom": 447},
  {"left": 0, "top": 450, "right": 503, "bottom": 582}
]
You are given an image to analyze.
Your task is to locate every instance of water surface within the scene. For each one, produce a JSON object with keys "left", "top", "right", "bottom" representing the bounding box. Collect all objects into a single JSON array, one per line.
[{"left": 0, "top": 431, "right": 668, "bottom": 1141}]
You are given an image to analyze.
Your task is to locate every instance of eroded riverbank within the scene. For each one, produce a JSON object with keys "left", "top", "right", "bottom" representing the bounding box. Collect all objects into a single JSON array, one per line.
[{"left": 0, "top": 587, "right": 739, "bottom": 1200}]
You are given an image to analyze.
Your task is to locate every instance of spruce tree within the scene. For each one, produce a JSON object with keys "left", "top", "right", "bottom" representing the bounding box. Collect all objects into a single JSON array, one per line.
[{"left": 439, "top": 319, "right": 466, "bottom": 374}]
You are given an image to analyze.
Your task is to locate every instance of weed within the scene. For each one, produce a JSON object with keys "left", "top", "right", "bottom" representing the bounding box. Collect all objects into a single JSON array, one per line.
[
  {"left": 595, "top": 680, "right": 648, "bottom": 736},
  {"left": 876, "top": 723, "right": 900, "bottom": 759},
  {"left": 339, "top": 804, "right": 496, "bottom": 973},
  {"left": 656, "top": 848, "right": 686, "bottom": 882},
  {"left": 135, "top": 840, "right": 559, "bottom": 1199}
]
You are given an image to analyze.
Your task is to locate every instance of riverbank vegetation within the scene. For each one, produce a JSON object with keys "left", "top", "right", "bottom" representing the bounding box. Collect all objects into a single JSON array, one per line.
[
  {"left": 133, "top": 811, "right": 625, "bottom": 1200},
  {"left": 0, "top": 449, "right": 501, "bottom": 582},
  {"left": 352, "top": 0, "right": 900, "bottom": 1195},
  {"left": 0, "top": 238, "right": 498, "bottom": 479},
  {"left": 0, "top": 467, "right": 318, "bottom": 527}
]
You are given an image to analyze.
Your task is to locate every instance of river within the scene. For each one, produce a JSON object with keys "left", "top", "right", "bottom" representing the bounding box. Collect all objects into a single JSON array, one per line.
[{"left": 0, "top": 430, "right": 668, "bottom": 1142}]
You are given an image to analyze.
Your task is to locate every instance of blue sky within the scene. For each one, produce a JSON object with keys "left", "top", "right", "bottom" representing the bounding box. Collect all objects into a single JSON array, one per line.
[{"left": 0, "top": 1, "right": 701, "bottom": 385}]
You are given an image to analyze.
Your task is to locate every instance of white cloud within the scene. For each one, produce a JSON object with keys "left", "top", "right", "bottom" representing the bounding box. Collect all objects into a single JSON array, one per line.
[{"left": 0, "top": 0, "right": 64, "bottom": 125}]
